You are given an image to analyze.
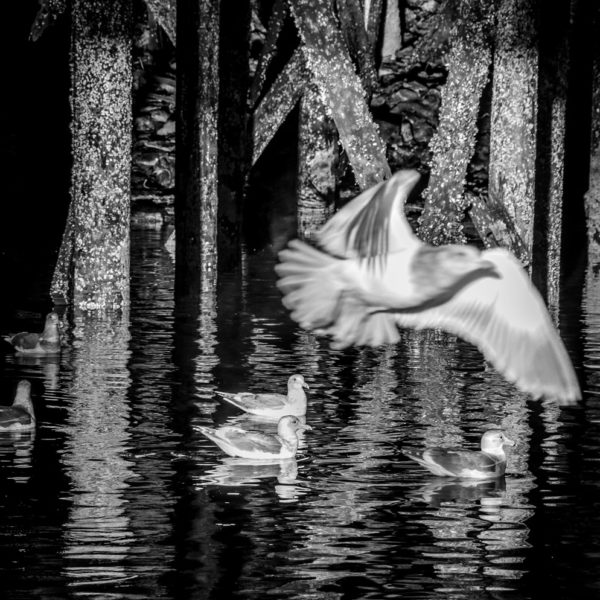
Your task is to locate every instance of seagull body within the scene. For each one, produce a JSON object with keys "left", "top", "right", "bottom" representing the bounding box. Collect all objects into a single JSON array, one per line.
[
  {"left": 4, "top": 312, "right": 61, "bottom": 355},
  {"left": 197, "top": 415, "right": 311, "bottom": 459},
  {"left": 0, "top": 380, "right": 35, "bottom": 432},
  {"left": 215, "top": 374, "right": 309, "bottom": 418},
  {"left": 276, "top": 169, "right": 581, "bottom": 405},
  {"left": 404, "top": 429, "right": 515, "bottom": 479}
]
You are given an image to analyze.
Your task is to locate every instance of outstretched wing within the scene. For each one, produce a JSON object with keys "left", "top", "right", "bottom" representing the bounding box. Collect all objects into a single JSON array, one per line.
[
  {"left": 393, "top": 247, "right": 581, "bottom": 404},
  {"left": 317, "top": 169, "right": 422, "bottom": 262}
]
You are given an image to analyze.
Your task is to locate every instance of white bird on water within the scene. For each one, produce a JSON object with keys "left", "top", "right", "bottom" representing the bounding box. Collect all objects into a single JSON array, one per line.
[
  {"left": 275, "top": 169, "right": 580, "bottom": 405},
  {"left": 197, "top": 415, "right": 311, "bottom": 459},
  {"left": 215, "top": 374, "right": 309, "bottom": 418}
]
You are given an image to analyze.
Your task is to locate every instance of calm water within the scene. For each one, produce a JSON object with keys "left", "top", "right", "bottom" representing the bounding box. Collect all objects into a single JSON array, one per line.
[{"left": 0, "top": 226, "right": 598, "bottom": 600}]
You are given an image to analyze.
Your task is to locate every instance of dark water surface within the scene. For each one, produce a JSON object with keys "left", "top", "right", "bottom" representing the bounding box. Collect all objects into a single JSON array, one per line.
[{"left": 0, "top": 227, "right": 598, "bottom": 599}]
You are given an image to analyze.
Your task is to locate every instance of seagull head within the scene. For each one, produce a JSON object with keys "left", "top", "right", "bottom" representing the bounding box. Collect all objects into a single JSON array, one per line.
[
  {"left": 288, "top": 374, "right": 309, "bottom": 390},
  {"left": 437, "top": 245, "right": 499, "bottom": 279},
  {"left": 481, "top": 429, "right": 515, "bottom": 454},
  {"left": 278, "top": 415, "right": 312, "bottom": 439}
]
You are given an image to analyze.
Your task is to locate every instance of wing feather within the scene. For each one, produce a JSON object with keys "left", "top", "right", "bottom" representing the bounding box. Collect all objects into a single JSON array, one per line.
[
  {"left": 394, "top": 248, "right": 580, "bottom": 404},
  {"left": 317, "top": 170, "right": 421, "bottom": 259}
]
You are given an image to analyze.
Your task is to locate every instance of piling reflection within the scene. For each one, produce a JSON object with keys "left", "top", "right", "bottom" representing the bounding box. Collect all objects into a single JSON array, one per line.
[{"left": 60, "top": 309, "right": 134, "bottom": 590}]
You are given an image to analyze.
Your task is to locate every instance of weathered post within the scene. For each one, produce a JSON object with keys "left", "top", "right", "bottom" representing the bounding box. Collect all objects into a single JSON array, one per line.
[
  {"left": 290, "top": 0, "right": 390, "bottom": 190},
  {"left": 175, "top": 0, "right": 219, "bottom": 308},
  {"left": 531, "top": 0, "right": 571, "bottom": 307},
  {"left": 51, "top": 0, "right": 133, "bottom": 310},
  {"left": 218, "top": 0, "right": 252, "bottom": 268},
  {"left": 587, "top": 4, "right": 600, "bottom": 268},
  {"left": 487, "top": 0, "right": 539, "bottom": 259},
  {"left": 297, "top": 85, "right": 339, "bottom": 239},
  {"left": 418, "top": 1, "right": 494, "bottom": 245}
]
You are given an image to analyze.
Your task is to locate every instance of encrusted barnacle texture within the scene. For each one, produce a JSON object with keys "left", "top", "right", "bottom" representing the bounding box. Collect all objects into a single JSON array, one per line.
[
  {"left": 488, "top": 0, "right": 538, "bottom": 259},
  {"left": 144, "top": 0, "right": 176, "bottom": 44},
  {"left": 53, "top": 0, "right": 133, "bottom": 311},
  {"left": 586, "top": 9, "right": 600, "bottom": 267},
  {"left": 297, "top": 83, "right": 339, "bottom": 239},
  {"left": 289, "top": 0, "right": 390, "bottom": 190},
  {"left": 418, "top": 0, "right": 494, "bottom": 245}
]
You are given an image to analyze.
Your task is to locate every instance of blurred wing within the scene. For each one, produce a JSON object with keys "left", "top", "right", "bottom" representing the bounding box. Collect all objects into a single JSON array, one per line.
[
  {"left": 317, "top": 169, "right": 421, "bottom": 261},
  {"left": 394, "top": 248, "right": 581, "bottom": 404}
]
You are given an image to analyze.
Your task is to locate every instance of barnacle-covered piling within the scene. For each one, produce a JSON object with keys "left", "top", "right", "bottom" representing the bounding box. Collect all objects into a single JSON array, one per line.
[
  {"left": 488, "top": 0, "right": 538, "bottom": 259},
  {"left": 297, "top": 84, "right": 339, "bottom": 238},
  {"left": 418, "top": 1, "right": 494, "bottom": 245},
  {"left": 51, "top": 0, "right": 133, "bottom": 310},
  {"left": 290, "top": 0, "right": 390, "bottom": 189},
  {"left": 175, "top": 0, "right": 219, "bottom": 305},
  {"left": 252, "top": 49, "right": 308, "bottom": 165},
  {"left": 585, "top": 5, "right": 600, "bottom": 267}
]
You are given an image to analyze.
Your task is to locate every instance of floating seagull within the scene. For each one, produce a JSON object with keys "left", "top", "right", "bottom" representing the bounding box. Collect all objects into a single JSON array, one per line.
[
  {"left": 3, "top": 312, "right": 61, "bottom": 355},
  {"left": 275, "top": 169, "right": 581, "bottom": 405},
  {"left": 404, "top": 429, "right": 515, "bottom": 479},
  {"left": 215, "top": 374, "right": 309, "bottom": 418},
  {"left": 196, "top": 415, "right": 311, "bottom": 459},
  {"left": 0, "top": 380, "right": 36, "bottom": 432}
]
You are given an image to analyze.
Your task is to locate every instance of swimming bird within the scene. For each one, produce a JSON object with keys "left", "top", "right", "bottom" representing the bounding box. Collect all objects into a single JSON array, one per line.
[
  {"left": 404, "top": 429, "right": 515, "bottom": 479},
  {"left": 215, "top": 374, "right": 309, "bottom": 418},
  {"left": 0, "top": 380, "right": 36, "bottom": 431},
  {"left": 3, "top": 312, "right": 61, "bottom": 355},
  {"left": 275, "top": 169, "right": 580, "bottom": 405},
  {"left": 196, "top": 415, "right": 311, "bottom": 459}
]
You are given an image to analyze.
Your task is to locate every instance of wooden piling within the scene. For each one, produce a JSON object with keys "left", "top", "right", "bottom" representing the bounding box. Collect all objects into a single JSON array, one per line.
[
  {"left": 51, "top": 0, "right": 133, "bottom": 310},
  {"left": 487, "top": 0, "right": 538, "bottom": 259},
  {"left": 419, "top": 2, "right": 494, "bottom": 245},
  {"left": 175, "top": 0, "right": 219, "bottom": 308},
  {"left": 218, "top": 0, "right": 252, "bottom": 268},
  {"left": 290, "top": 0, "right": 390, "bottom": 190},
  {"left": 297, "top": 84, "right": 339, "bottom": 239}
]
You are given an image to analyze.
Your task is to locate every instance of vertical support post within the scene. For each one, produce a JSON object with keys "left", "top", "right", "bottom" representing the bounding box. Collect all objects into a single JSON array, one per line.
[
  {"left": 488, "top": 0, "right": 538, "bottom": 259},
  {"left": 52, "top": 0, "right": 133, "bottom": 310},
  {"left": 586, "top": 3, "right": 600, "bottom": 267},
  {"left": 175, "top": 0, "right": 220, "bottom": 308},
  {"left": 297, "top": 85, "right": 339, "bottom": 239},
  {"left": 418, "top": 2, "right": 493, "bottom": 244},
  {"left": 532, "top": 0, "right": 571, "bottom": 307},
  {"left": 218, "top": 0, "right": 251, "bottom": 269}
]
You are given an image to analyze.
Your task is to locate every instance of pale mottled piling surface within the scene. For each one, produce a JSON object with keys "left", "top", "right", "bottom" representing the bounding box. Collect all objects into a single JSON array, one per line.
[
  {"left": 419, "top": 2, "right": 494, "bottom": 245},
  {"left": 52, "top": 0, "right": 133, "bottom": 311}
]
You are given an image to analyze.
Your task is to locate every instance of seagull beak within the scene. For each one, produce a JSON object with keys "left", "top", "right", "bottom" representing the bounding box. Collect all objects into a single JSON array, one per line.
[
  {"left": 299, "top": 423, "right": 312, "bottom": 431},
  {"left": 503, "top": 436, "right": 516, "bottom": 447},
  {"left": 302, "top": 382, "right": 310, "bottom": 390}
]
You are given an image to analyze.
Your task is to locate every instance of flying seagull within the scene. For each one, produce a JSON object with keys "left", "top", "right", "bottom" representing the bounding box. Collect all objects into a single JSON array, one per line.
[{"left": 275, "top": 169, "right": 580, "bottom": 405}]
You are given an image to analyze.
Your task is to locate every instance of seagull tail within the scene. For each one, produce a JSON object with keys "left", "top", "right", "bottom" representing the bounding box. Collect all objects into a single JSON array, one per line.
[
  {"left": 215, "top": 391, "right": 247, "bottom": 411},
  {"left": 276, "top": 239, "right": 401, "bottom": 348},
  {"left": 275, "top": 239, "right": 346, "bottom": 330}
]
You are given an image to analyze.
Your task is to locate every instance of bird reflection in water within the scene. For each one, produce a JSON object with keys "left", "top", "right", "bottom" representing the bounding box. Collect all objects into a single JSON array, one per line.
[
  {"left": 0, "top": 429, "right": 35, "bottom": 483},
  {"left": 197, "top": 457, "right": 307, "bottom": 502},
  {"left": 411, "top": 474, "right": 535, "bottom": 592}
]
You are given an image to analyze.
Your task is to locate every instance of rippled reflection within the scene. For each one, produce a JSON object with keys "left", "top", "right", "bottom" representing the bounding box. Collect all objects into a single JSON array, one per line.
[
  {"left": 61, "top": 309, "right": 134, "bottom": 592},
  {"left": 2, "top": 231, "right": 599, "bottom": 599}
]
